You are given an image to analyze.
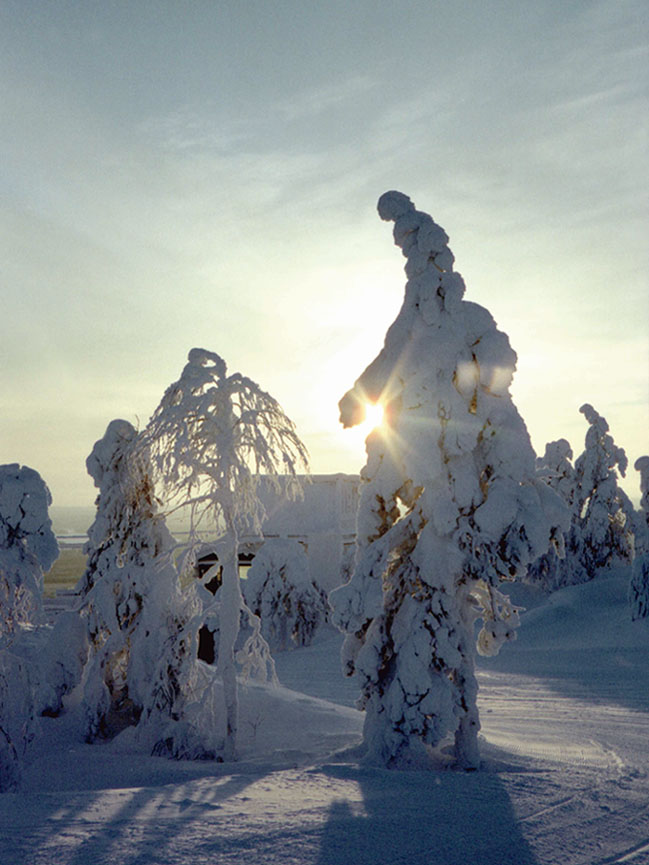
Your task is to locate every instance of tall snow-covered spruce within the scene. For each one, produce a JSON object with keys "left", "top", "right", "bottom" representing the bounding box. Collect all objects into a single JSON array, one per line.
[
  {"left": 75, "top": 420, "right": 187, "bottom": 741},
  {"left": 141, "top": 348, "right": 309, "bottom": 760},
  {"left": 573, "top": 403, "right": 635, "bottom": 575},
  {"left": 331, "top": 192, "right": 568, "bottom": 769}
]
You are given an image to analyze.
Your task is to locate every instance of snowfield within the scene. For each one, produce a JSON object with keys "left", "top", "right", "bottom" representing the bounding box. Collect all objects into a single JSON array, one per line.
[{"left": 2, "top": 569, "right": 649, "bottom": 865}]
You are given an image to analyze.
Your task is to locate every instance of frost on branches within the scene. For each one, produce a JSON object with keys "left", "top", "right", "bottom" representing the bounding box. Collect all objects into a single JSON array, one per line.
[
  {"left": 74, "top": 420, "right": 188, "bottom": 742},
  {"left": 331, "top": 191, "right": 568, "bottom": 769},
  {"left": 141, "top": 348, "right": 309, "bottom": 760},
  {"left": 243, "top": 538, "right": 329, "bottom": 650},
  {"left": 629, "top": 456, "right": 649, "bottom": 620},
  {"left": 0, "top": 464, "right": 58, "bottom": 791}
]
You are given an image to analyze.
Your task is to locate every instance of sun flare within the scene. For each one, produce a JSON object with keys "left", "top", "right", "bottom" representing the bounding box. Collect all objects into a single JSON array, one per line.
[{"left": 359, "top": 401, "right": 384, "bottom": 434}]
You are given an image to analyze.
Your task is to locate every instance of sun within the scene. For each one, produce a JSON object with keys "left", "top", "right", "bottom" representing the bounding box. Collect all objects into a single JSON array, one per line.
[{"left": 358, "top": 401, "right": 385, "bottom": 435}]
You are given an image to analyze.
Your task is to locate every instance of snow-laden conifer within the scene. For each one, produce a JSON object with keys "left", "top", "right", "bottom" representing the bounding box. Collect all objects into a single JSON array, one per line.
[
  {"left": 75, "top": 420, "right": 189, "bottom": 741},
  {"left": 573, "top": 404, "right": 635, "bottom": 575},
  {"left": 141, "top": 348, "right": 309, "bottom": 760},
  {"left": 243, "top": 538, "right": 329, "bottom": 650},
  {"left": 526, "top": 440, "right": 581, "bottom": 590},
  {"left": 0, "top": 464, "right": 58, "bottom": 643},
  {"left": 527, "top": 409, "right": 636, "bottom": 592},
  {"left": 0, "top": 464, "right": 58, "bottom": 790},
  {"left": 331, "top": 191, "right": 568, "bottom": 769},
  {"left": 629, "top": 456, "right": 649, "bottom": 620}
]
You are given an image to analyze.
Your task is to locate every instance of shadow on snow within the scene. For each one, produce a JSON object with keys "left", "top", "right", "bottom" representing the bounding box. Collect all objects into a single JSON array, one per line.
[{"left": 314, "top": 762, "right": 539, "bottom": 865}]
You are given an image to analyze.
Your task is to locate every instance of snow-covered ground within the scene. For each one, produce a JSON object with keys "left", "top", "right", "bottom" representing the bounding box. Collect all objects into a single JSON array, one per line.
[{"left": 2, "top": 569, "right": 649, "bottom": 865}]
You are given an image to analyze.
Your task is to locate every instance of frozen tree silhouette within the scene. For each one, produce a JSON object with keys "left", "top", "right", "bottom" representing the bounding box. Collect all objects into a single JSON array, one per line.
[
  {"left": 629, "top": 456, "right": 649, "bottom": 620},
  {"left": 142, "top": 348, "right": 308, "bottom": 760},
  {"left": 331, "top": 192, "right": 568, "bottom": 768}
]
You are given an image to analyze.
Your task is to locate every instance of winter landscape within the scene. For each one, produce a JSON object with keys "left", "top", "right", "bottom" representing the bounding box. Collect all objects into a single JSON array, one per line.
[
  {"left": 0, "top": 572, "right": 648, "bottom": 865},
  {"left": 2, "top": 5, "right": 647, "bottom": 865},
  {"left": 2, "top": 191, "right": 648, "bottom": 865}
]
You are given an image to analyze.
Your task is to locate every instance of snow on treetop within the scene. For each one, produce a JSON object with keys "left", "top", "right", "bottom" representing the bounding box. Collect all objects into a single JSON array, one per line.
[
  {"left": 185, "top": 347, "right": 227, "bottom": 380},
  {"left": 339, "top": 192, "right": 515, "bottom": 430},
  {"left": 377, "top": 190, "right": 454, "bottom": 278},
  {"left": 635, "top": 456, "right": 649, "bottom": 512},
  {"left": 580, "top": 403, "right": 605, "bottom": 429},
  {"left": 635, "top": 455, "right": 649, "bottom": 477},
  {"left": 86, "top": 419, "right": 138, "bottom": 488},
  {"left": 142, "top": 347, "right": 309, "bottom": 540},
  {"left": 542, "top": 438, "right": 574, "bottom": 464},
  {"left": 579, "top": 402, "right": 628, "bottom": 477},
  {"left": 0, "top": 463, "right": 58, "bottom": 572}
]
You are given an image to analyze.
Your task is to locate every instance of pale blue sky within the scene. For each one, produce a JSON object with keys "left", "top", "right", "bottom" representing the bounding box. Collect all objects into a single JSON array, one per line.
[{"left": 1, "top": 0, "right": 647, "bottom": 506}]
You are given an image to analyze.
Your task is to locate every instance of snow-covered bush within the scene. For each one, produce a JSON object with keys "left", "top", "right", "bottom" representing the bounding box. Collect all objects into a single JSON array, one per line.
[
  {"left": 73, "top": 419, "right": 188, "bottom": 741},
  {"left": 243, "top": 538, "right": 329, "bottom": 650},
  {"left": 572, "top": 404, "right": 635, "bottom": 575},
  {"left": 331, "top": 191, "right": 568, "bottom": 769},
  {"left": 140, "top": 348, "right": 309, "bottom": 759},
  {"left": 629, "top": 456, "right": 649, "bottom": 620},
  {"left": 0, "top": 464, "right": 58, "bottom": 790}
]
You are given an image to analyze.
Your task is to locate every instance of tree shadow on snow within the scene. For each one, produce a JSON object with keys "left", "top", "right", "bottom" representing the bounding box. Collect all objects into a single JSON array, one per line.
[
  {"left": 314, "top": 762, "right": 539, "bottom": 865},
  {"left": 2, "top": 763, "right": 273, "bottom": 865}
]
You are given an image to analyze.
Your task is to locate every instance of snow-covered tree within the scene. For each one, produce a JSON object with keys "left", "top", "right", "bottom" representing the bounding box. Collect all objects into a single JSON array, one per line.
[
  {"left": 0, "top": 464, "right": 58, "bottom": 790},
  {"left": 141, "top": 348, "right": 309, "bottom": 760},
  {"left": 77, "top": 419, "right": 188, "bottom": 741},
  {"left": 526, "top": 440, "right": 583, "bottom": 590},
  {"left": 629, "top": 456, "right": 649, "bottom": 620},
  {"left": 331, "top": 191, "right": 568, "bottom": 769},
  {"left": 243, "top": 538, "right": 329, "bottom": 650},
  {"left": 0, "top": 464, "right": 58, "bottom": 644},
  {"left": 527, "top": 408, "right": 636, "bottom": 592},
  {"left": 573, "top": 403, "right": 635, "bottom": 576}
]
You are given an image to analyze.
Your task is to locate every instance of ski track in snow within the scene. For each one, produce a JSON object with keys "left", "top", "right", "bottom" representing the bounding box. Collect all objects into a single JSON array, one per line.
[{"left": 2, "top": 574, "right": 649, "bottom": 865}]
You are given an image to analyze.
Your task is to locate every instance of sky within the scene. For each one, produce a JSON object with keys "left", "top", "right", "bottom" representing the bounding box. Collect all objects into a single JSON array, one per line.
[{"left": 1, "top": 0, "right": 647, "bottom": 508}]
